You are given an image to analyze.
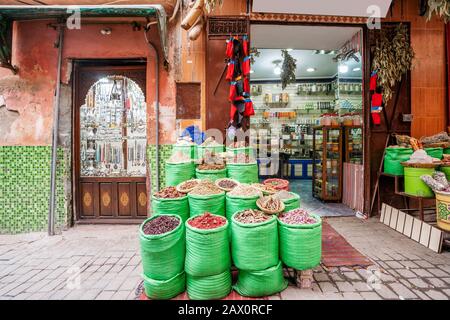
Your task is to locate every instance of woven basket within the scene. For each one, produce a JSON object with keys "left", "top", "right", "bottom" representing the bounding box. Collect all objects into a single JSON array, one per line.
[
  {"left": 215, "top": 178, "right": 240, "bottom": 192},
  {"left": 251, "top": 183, "right": 277, "bottom": 195},
  {"left": 401, "top": 162, "right": 441, "bottom": 168},
  {"left": 176, "top": 179, "right": 200, "bottom": 193},
  {"left": 256, "top": 197, "right": 285, "bottom": 215}
]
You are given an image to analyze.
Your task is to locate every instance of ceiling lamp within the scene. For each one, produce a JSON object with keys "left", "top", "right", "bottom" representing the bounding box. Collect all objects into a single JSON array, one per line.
[
  {"left": 273, "top": 59, "right": 282, "bottom": 75},
  {"left": 339, "top": 65, "right": 348, "bottom": 73},
  {"left": 353, "top": 67, "right": 361, "bottom": 71},
  {"left": 306, "top": 67, "right": 316, "bottom": 72}
]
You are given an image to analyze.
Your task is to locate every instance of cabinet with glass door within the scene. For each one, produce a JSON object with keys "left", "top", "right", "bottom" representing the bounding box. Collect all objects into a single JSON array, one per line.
[{"left": 312, "top": 126, "right": 343, "bottom": 201}]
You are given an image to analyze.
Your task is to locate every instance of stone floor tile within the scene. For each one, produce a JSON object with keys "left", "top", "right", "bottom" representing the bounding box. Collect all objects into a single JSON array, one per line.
[
  {"left": 411, "top": 269, "right": 434, "bottom": 278},
  {"left": 424, "top": 289, "right": 448, "bottom": 300},
  {"left": 428, "top": 268, "right": 449, "bottom": 277},
  {"left": 360, "top": 292, "right": 382, "bottom": 300},
  {"left": 318, "top": 282, "right": 339, "bottom": 293},
  {"left": 389, "top": 283, "right": 417, "bottom": 300}
]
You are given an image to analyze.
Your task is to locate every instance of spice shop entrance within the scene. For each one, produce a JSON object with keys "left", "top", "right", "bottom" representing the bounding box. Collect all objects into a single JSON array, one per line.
[{"left": 74, "top": 61, "right": 148, "bottom": 223}]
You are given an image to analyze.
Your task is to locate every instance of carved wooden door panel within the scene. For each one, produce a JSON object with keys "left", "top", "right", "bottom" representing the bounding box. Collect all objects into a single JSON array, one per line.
[{"left": 74, "top": 62, "right": 148, "bottom": 222}]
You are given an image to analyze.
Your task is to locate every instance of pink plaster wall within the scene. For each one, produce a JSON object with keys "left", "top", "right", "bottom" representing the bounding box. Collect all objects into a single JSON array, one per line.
[{"left": 0, "top": 19, "right": 177, "bottom": 146}]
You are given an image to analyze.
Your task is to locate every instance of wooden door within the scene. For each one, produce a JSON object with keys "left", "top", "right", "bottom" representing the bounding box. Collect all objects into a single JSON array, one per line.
[{"left": 74, "top": 62, "right": 148, "bottom": 222}]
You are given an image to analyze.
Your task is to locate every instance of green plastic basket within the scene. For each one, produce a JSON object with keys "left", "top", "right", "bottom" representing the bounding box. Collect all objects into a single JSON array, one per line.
[{"left": 404, "top": 167, "right": 435, "bottom": 197}]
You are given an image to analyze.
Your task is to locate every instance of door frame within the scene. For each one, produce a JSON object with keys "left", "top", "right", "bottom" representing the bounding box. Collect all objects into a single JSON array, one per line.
[
  {"left": 72, "top": 59, "right": 148, "bottom": 224},
  {"left": 246, "top": 21, "right": 371, "bottom": 214}
]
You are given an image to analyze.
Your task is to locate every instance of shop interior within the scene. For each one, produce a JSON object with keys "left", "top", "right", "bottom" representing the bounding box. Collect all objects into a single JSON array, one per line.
[{"left": 250, "top": 25, "right": 364, "bottom": 216}]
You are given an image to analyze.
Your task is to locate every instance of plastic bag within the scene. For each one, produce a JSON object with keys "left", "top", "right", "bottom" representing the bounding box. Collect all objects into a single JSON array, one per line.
[
  {"left": 165, "top": 161, "right": 195, "bottom": 186},
  {"left": 151, "top": 195, "right": 189, "bottom": 222},
  {"left": 186, "top": 270, "right": 232, "bottom": 300},
  {"left": 142, "top": 271, "right": 185, "bottom": 300},
  {"left": 188, "top": 192, "right": 225, "bottom": 217},
  {"left": 226, "top": 163, "right": 258, "bottom": 184}
]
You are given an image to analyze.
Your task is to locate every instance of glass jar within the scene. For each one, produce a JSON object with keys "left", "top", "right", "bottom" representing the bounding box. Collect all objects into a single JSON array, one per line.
[{"left": 353, "top": 115, "right": 362, "bottom": 126}]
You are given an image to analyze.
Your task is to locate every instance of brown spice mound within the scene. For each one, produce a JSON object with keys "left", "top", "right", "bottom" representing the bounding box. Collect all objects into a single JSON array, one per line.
[
  {"left": 142, "top": 215, "right": 180, "bottom": 235},
  {"left": 154, "top": 186, "right": 185, "bottom": 199},
  {"left": 234, "top": 209, "right": 271, "bottom": 224}
]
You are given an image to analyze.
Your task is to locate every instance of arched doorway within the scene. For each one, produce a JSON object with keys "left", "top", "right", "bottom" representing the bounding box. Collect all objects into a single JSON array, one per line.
[{"left": 74, "top": 62, "right": 148, "bottom": 222}]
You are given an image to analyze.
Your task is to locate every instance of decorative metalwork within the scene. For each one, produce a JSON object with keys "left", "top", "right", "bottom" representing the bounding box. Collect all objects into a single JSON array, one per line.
[
  {"left": 138, "top": 192, "right": 147, "bottom": 207},
  {"left": 102, "top": 192, "right": 111, "bottom": 207},
  {"left": 80, "top": 75, "right": 147, "bottom": 178},
  {"left": 120, "top": 192, "right": 130, "bottom": 207},
  {"left": 208, "top": 17, "right": 248, "bottom": 36},
  {"left": 83, "top": 192, "right": 92, "bottom": 207},
  {"left": 249, "top": 13, "right": 366, "bottom": 24}
]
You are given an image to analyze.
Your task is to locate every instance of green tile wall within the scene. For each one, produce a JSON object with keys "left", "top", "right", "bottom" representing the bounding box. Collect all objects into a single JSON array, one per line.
[
  {"left": 147, "top": 144, "right": 173, "bottom": 194},
  {"left": 0, "top": 146, "right": 68, "bottom": 234}
]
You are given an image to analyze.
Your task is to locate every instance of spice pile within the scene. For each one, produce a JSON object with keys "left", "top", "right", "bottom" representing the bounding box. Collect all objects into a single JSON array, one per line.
[
  {"left": 421, "top": 171, "right": 450, "bottom": 192},
  {"left": 168, "top": 151, "right": 191, "bottom": 163},
  {"left": 442, "top": 154, "right": 450, "bottom": 166},
  {"left": 263, "top": 178, "right": 289, "bottom": 190},
  {"left": 257, "top": 195, "right": 283, "bottom": 212},
  {"left": 154, "top": 186, "right": 186, "bottom": 199},
  {"left": 227, "top": 154, "right": 256, "bottom": 164},
  {"left": 404, "top": 150, "right": 437, "bottom": 164},
  {"left": 175, "top": 136, "right": 195, "bottom": 146},
  {"left": 200, "top": 137, "right": 221, "bottom": 147},
  {"left": 228, "top": 184, "right": 262, "bottom": 197},
  {"left": 216, "top": 178, "right": 238, "bottom": 190},
  {"left": 142, "top": 215, "right": 180, "bottom": 235},
  {"left": 278, "top": 209, "right": 317, "bottom": 225},
  {"left": 188, "top": 212, "right": 226, "bottom": 229},
  {"left": 198, "top": 163, "right": 225, "bottom": 170},
  {"left": 228, "top": 141, "right": 248, "bottom": 148},
  {"left": 275, "top": 190, "right": 295, "bottom": 200},
  {"left": 190, "top": 180, "right": 223, "bottom": 195},
  {"left": 234, "top": 209, "right": 271, "bottom": 224},
  {"left": 251, "top": 183, "right": 277, "bottom": 194},
  {"left": 177, "top": 179, "right": 200, "bottom": 193}
]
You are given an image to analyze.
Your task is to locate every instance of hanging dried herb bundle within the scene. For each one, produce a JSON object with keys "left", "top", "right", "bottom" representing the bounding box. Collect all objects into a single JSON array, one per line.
[
  {"left": 371, "top": 23, "right": 414, "bottom": 102},
  {"left": 280, "top": 49, "right": 297, "bottom": 89},
  {"left": 426, "top": 0, "right": 450, "bottom": 22},
  {"left": 204, "top": 0, "right": 223, "bottom": 13},
  {"left": 249, "top": 47, "right": 260, "bottom": 65}
]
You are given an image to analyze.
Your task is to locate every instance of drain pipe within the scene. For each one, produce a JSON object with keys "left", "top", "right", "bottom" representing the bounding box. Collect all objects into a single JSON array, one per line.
[
  {"left": 144, "top": 26, "right": 160, "bottom": 191},
  {"left": 48, "top": 23, "right": 64, "bottom": 236}
]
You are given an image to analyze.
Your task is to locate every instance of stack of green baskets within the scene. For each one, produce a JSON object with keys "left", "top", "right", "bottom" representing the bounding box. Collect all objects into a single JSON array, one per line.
[
  {"left": 231, "top": 212, "right": 287, "bottom": 297},
  {"left": 185, "top": 215, "right": 231, "bottom": 300},
  {"left": 139, "top": 215, "right": 186, "bottom": 299},
  {"left": 278, "top": 214, "right": 322, "bottom": 271},
  {"left": 383, "top": 147, "right": 413, "bottom": 176}
]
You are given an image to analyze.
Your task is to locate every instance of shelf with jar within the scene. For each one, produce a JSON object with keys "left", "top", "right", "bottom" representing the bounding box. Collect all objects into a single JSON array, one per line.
[{"left": 312, "top": 125, "right": 343, "bottom": 201}]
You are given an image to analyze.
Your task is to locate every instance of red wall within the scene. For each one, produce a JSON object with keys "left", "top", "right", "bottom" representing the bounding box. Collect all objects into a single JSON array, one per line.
[{"left": 0, "top": 19, "right": 177, "bottom": 146}]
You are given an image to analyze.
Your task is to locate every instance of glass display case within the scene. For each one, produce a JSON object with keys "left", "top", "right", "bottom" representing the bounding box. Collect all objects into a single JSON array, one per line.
[
  {"left": 312, "top": 126, "right": 343, "bottom": 201},
  {"left": 79, "top": 75, "right": 147, "bottom": 177},
  {"left": 344, "top": 126, "right": 363, "bottom": 164}
]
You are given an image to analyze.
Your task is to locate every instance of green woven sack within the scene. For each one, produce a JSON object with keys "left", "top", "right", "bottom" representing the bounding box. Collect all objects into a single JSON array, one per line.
[
  {"left": 384, "top": 147, "right": 413, "bottom": 160},
  {"left": 165, "top": 161, "right": 195, "bottom": 186},
  {"left": 142, "top": 271, "right": 185, "bottom": 300},
  {"left": 186, "top": 270, "right": 232, "bottom": 300},
  {"left": 425, "top": 147, "right": 443, "bottom": 160},
  {"left": 233, "top": 260, "right": 288, "bottom": 297},
  {"left": 226, "top": 163, "right": 259, "bottom": 184},
  {"left": 151, "top": 195, "right": 189, "bottom": 222},
  {"left": 188, "top": 192, "right": 225, "bottom": 217},
  {"left": 226, "top": 146, "right": 255, "bottom": 156},
  {"left": 278, "top": 214, "right": 322, "bottom": 271},
  {"left": 231, "top": 212, "right": 278, "bottom": 271},
  {"left": 444, "top": 148, "right": 450, "bottom": 154},
  {"left": 139, "top": 215, "right": 185, "bottom": 280},
  {"left": 197, "top": 145, "right": 225, "bottom": 159},
  {"left": 281, "top": 192, "right": 301, "bottom": 212},
  {"left": 185, "top": 216, "right": 230, "bottom": 276},
  {"left": 383, "top": 158, "right": 405, "bottom": 176},
  {"left": 195, "top": 168, "right": 227, "bottom": 181},
  {"left": 225, "top": 193, "right": 259, "bottom": 222},
  {"left": 172, "top": 145, "right": 196, "bottom": 159}
]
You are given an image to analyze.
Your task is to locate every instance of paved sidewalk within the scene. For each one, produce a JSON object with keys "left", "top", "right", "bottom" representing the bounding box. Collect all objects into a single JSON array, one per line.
[{"left": 0, "top": 217, "right": 449, "bottom": 300}]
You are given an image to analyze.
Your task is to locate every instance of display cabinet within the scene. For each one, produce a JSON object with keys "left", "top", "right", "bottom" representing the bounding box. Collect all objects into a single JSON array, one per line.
[
  {"left": 312, "top": 126, "right": 343, "bottom": 201},
  {"left": 343, "top": 126, "right": 363, "bottom": 164}
]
